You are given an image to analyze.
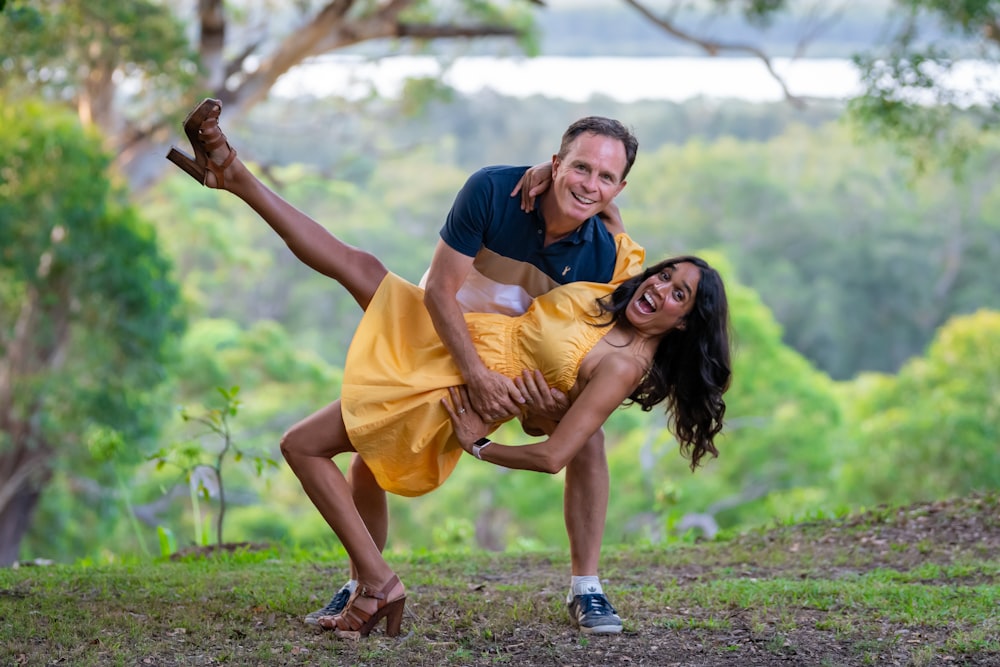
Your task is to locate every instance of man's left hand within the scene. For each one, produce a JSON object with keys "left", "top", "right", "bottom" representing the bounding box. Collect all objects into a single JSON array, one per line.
[{"left": 515, "top": 369, "right": 570, "bottom": 427}]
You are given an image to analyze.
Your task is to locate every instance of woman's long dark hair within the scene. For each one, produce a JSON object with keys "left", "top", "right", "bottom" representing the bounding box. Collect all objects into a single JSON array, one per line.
[{"left": 595, "top": 256, "right": 732, "bottom": 470}]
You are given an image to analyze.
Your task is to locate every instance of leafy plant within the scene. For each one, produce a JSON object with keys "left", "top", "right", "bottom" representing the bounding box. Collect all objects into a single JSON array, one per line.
[{"left": 148, "top": 386, "right": 279, "bottom": 550}]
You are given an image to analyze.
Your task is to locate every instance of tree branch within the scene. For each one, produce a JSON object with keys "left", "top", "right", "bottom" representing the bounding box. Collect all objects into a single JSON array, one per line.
[
  {"left": 620, "top": 0, "right": 806, "bottom": 108},
  {"left": 791, "top": 4, "right": 848, "bottom": 61},
  {"left": 219, "top": 0, "right": 528, "bottom": 114},
  {"left": 396, "top": 23, "right": 522, "bottom": 40}
]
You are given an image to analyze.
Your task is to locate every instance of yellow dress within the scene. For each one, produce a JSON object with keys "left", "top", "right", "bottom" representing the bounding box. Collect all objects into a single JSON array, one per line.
[{"left": 341, "top": 234, "right": 645, "bottom": 497}]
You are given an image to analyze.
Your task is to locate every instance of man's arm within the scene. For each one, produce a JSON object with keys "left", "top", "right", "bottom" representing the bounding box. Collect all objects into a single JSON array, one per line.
[{"left": 423, "top": 239, "right": 524, "bottom": 421}]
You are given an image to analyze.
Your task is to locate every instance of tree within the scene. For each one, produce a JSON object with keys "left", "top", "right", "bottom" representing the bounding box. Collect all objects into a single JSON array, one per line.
[
  {"left": 5, "top": 0, "right": 996, "bottom": 188},
  {"left": 849, "top": 0, "right": 1000, "bottom": 171},
  {"left": 0, "top": 0, "right": 539, "bottom": 189},
  {"left": 618, "top": 0, "right": 1000, "bottom": 169},
  {"left": 0, "top": 99, "right": 184, "bottom": 565}
]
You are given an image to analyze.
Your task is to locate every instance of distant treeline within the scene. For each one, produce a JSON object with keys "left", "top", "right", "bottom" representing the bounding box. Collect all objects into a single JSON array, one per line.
[{"left": 235, "top": 90, "right": 1000, "bottom": 381}]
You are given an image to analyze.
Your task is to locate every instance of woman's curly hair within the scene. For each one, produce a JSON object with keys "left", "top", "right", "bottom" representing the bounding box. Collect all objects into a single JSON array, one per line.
[{"left": 595, "top": 256, "right": 732, "bottom": 470}]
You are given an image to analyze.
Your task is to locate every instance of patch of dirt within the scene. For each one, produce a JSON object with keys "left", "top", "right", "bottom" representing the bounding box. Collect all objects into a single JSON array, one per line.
[{"left": 168, "top": 541, "right": 271, "bottom": 560}]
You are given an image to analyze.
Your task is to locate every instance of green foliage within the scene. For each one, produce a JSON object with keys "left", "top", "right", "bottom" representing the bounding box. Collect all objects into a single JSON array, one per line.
[
  {"left": 1, "top": 97, "right": 184, "bottom": 562},
  {"left": 840, "top": 309, "right": 1000, "bottom": 504},
  {"left": 848, "top": 0, "right": 1000, "bottom": 172},
  {"left": 709, "top": 0, "right": 789, "bottom": 25},
  {"left": 398, "top": 76, "right": 457, "bottom": 117},
  {"left": 157, "top": 525, "right": 176, "bottom": 558},
  {"left": 117, "top": 313, "right": 347, "bottom": 559},
  {"left": 85, "top": 426, "right": 153, "bottom": 557},
  {"left": 0, "top": 0, "right": 197, "bottom": 115},
  {"left": 0, "top": 98, "right": 184, "bottom": 444}
]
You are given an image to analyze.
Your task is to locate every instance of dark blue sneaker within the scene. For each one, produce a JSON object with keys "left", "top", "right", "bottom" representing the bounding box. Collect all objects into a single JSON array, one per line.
[
  {"left": 567, "top": 592, "right": 623, "bottom": 634},
  {"left": 303, "top": 582, "right": 353, "bottom": 626}
]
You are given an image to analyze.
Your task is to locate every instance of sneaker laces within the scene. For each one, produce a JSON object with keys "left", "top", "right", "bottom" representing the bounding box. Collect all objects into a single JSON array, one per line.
[
  {"left": 317, "top": 585, "right": 352, "bottom": 616},
  {"left": 575, "top": 593, "right": 617, "bottom": 617}
]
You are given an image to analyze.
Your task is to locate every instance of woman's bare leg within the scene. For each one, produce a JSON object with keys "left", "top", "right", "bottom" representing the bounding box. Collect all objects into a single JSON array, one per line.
[
  {"left": 198, "top": 104, "right": 387, "bottom": 310},
  {"left": 348, "top": 454, "right": 388, "bottom": 581},
  {"left": 280, "top": 400, "right": 400, "bottom": 602}
]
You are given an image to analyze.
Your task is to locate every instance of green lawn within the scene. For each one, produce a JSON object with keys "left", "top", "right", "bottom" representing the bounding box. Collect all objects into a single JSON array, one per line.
[{"left": 2, "top": 493, "right": 997, "bottom": 666}]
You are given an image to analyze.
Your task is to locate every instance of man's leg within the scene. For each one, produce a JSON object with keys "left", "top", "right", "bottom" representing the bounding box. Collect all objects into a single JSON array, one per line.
[{"left": 563, "top": 428, "right": 622, "bottom": 634}]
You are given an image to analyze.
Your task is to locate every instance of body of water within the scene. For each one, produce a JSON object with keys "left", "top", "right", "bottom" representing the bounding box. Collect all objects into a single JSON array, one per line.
[{"left": 271, "top": 55, "right": 1000, "bottom": 104}]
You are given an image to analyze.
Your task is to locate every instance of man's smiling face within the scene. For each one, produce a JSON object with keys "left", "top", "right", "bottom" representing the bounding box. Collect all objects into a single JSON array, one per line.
[{"left": 549, "top": 131, "right": 628, "bottom": 223}]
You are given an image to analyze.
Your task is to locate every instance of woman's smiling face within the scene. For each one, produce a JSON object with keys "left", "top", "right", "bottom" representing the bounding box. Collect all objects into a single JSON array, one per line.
[{"left": 627, "top": 262, "right": 701, "bottom": 336}]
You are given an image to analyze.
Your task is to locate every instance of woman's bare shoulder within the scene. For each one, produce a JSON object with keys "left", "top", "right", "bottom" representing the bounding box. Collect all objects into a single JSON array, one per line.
[{"left": 588, "top": 350, "right": 647, "bottom": 395}]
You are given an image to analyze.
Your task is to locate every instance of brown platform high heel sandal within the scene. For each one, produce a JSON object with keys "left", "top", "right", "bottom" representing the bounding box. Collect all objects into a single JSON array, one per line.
[
  {"left": 317, "top": 575, "right": 406, "bottom": 638},
  {"left": 166, "top": 98, "right": 237, "bottom": 188}
]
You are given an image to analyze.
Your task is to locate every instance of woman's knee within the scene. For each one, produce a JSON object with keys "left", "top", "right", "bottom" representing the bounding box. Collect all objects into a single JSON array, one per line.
[
  {"left": 280, "top": 401, "right": 349, "bottom": 462},
  {"left": 279, "top": 425, "right": 304, "bottom": 462},
  {"left": 279, "top": 420, "right": 330, "bottom": 462}
]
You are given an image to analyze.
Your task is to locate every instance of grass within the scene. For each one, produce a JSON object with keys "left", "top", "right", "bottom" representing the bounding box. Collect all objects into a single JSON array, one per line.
[{"left": 1, "top": 492, "right": 998, "bottom": 666}]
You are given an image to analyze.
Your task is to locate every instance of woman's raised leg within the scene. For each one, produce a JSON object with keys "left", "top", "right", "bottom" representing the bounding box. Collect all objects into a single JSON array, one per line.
[{"left": 168, "top": 99, "right": 387, "bottom": 310}]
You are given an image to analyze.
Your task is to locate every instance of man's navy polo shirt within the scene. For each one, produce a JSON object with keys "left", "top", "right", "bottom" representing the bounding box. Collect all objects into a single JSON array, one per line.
[{"left": 440, "top": 165, "right": 617, "bottom": 314}]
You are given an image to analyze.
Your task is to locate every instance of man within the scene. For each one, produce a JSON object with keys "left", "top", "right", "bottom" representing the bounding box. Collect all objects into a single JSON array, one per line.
[{"left": 305, "top": 116, "right": 639, "bottom": 635}]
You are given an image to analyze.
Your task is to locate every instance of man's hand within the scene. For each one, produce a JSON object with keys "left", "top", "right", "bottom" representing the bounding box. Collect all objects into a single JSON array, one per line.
[
  {"left": 515, "top": 369, "right": 570, "bottom": 435},
  {"left": 466, "top": 368, "right": 525, "bottom": 423},
  {"left": 510, "top": 161, "right": 553, "bottom": 212}
]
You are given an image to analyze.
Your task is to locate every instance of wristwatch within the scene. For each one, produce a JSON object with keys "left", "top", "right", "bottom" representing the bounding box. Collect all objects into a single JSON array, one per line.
[{"left": 472, "top": 437, "right": 492, "bottom": 460}]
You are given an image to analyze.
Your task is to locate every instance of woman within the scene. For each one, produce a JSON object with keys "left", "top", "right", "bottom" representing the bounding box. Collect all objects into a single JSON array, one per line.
[{"left": 167, "top": 99, "right": 732, "bottom": 638}]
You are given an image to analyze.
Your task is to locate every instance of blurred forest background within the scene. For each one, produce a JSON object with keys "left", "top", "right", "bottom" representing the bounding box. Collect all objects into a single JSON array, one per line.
[{"left": 2, "top": 0, "right": 999, "bottom": 566}]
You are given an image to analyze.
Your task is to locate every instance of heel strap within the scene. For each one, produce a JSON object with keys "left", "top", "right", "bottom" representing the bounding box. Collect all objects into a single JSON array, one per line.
[
  {"left": 359, "top": 574, "right": 401, "bottom": 602},
  {"left": 197, "top": 116, "right": 236, "bottom": 188}
]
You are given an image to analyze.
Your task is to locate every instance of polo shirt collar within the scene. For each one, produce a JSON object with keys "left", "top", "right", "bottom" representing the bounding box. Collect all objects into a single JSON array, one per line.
[{"left": 534, "top": 211, "right": 599, "bottom": 246}]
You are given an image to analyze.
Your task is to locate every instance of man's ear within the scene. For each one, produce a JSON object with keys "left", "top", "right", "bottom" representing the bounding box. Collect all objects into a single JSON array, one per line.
[{"left": 614, "top": 179, "right": 627, "bottom": 198}]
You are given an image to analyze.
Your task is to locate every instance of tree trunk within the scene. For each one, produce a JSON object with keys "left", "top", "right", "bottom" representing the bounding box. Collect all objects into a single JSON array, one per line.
[
  {"left": 0, "top": 266, "right": 70, "bottom": 565},
  {"left": 0, "top": 442, "right": 52, "bottom": 566}
]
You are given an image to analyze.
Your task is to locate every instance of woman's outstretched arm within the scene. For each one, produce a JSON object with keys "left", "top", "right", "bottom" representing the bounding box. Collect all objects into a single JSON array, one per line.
[{"left": 443, "top": 354, "right": 644, "bottom": 474}]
